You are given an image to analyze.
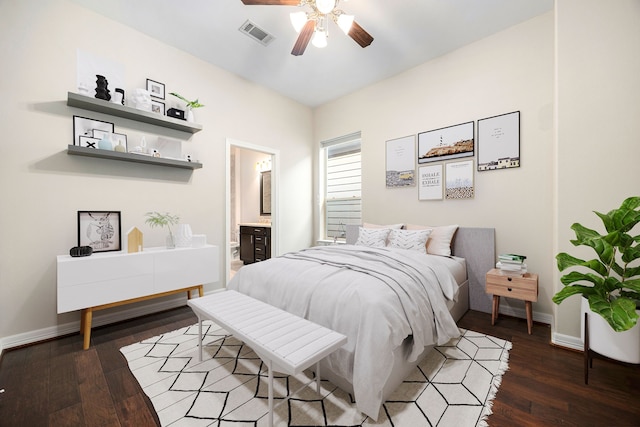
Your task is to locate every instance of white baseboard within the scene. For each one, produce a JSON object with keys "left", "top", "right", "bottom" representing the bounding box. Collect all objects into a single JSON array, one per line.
[
  {"left": 497, "top": 305, "right": 554, "bottom": 326},
  {"left": 0, "top": 288, "right": 225, "bottom": 353},
  {"left": 551, "top": 332, "right": 583, "bottom": 351}
]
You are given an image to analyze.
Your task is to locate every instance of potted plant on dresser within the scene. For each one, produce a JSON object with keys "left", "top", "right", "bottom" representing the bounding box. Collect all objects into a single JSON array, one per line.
[
  {"left": 145, "top": 211, "right": 180, "bottom": 249},
  {"left": 553, "top": 196, "right": 640, "bottom": 373}
]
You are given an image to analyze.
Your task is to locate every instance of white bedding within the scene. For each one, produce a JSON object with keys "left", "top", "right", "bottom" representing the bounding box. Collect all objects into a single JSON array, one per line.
[{"left": 226, "top": 244, "right": 461, "bottom": 419}]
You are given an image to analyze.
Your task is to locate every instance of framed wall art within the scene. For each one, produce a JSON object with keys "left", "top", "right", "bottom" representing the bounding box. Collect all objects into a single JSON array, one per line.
[
  {"left": 445, "top": 160, "right": 474, "bottom": 199},
  {"left": 418, "top": 121, "right": 474, "bottom": 164},
  {"left": 477, "top": 111, "right": 520, "bottom": 171},
  {"left": 77, "top": 211, "right": 122, "bottom": 253},
  {"left": 151, "top": 99, "right": 165, "bottom": 115},
  {"left": 78, "top": 136, "right": 100, "bottom": 149},
  {"left": 146, "top": 78, "right": 165, "bottom": 99},
  {"left": 73, "top": 115, "right": 114, "bottom": 146},
  {"left": 418, "top": 164, "right": 443, "bottom": 200},
  {"left": 386, "top": 135, "right": 416, "bottom": 188}
]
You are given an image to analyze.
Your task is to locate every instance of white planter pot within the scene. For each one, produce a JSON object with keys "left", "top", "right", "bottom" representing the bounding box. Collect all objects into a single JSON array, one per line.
[{"left": 581, "top": 297, "right": 640, "bottom": 364}]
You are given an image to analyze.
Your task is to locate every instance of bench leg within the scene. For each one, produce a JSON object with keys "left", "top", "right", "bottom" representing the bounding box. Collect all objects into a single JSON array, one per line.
[
  {"left": 197, "top": 315, "right": 203, "bottom": 362},
  {"left": 267, "top": 359, "right": 274, "bottom": 427},
  {"left": 315, "top": 361, "right": 321, "bottom": 394}
]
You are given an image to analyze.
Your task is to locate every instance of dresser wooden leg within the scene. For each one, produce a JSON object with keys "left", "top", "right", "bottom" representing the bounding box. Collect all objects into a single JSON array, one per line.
[
  {"left": 526, "top": 300, "right": 533, "bottom": 334},
  {"left": 492, "top": 295, "right": 500, "bottom": 325},
  {"left": 83, "top": 308, "right": 93, "bottom": 350}
]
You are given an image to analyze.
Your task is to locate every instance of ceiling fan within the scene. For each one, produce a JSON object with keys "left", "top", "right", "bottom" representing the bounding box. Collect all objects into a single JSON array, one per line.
[{"left": 241, "top": 0, "right": 374, "bottom": 56}]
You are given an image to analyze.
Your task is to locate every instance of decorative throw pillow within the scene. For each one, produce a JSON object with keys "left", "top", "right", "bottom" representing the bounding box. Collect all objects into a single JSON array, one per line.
[
  {"left": 363, "top": 222, "right": 404, "bottom": 230},
  {"left": 355, "top": 227, "right": 391, "bottom": 248},
  {"left": 387, "top": 229, "right": 432, "bottom": 253},
  {"left": 405, "top": 224, "right": 459, "bottom": 256}
]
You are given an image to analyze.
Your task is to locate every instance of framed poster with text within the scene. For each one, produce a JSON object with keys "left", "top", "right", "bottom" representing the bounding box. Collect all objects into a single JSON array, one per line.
[{"left": 418, "top": 164, "right": 443, "bottom": 200}]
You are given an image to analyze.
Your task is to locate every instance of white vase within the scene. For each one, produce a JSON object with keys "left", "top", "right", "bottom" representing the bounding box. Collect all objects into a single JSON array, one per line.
[
  {"left": 186, "top": 107, "right": 194, "bottom": 122},
  {"left": 175, "top": 224, "right": 193, "bottom": 248},
  {"left": 581, "top": 297, "right": 640, "bottom": 364}
]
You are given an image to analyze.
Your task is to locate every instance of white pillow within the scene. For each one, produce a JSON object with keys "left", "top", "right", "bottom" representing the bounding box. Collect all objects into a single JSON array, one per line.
[
  {"left": 355, "top": 227, "right": 390, "bottom": 248},
  {"left": 363, "top": 222, "right": 403, "bottom": 230},
  {"left": 405, "top": 224, "right": 459, "bottom": 256},
  {"left": 387, "top": 229, "right": 432, "bottom": 253}
]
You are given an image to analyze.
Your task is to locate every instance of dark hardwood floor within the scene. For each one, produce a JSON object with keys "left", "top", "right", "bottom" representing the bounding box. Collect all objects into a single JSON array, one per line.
[{"left": 0, "top": 307, "right": 638, "bottom": 426}]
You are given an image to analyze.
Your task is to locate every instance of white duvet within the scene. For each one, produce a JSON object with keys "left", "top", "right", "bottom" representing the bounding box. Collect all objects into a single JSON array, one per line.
[{"left": 227, "top": 244, "right": 461, "bottom": 419}]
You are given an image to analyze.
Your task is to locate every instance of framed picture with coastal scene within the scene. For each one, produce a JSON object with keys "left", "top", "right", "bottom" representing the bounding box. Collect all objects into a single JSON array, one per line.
[
  {"left": 418, "top": 121, "right": 474, "bottom": 164},
  {"left": 477, "top": 111, "right": 520, "bottom": 171}
]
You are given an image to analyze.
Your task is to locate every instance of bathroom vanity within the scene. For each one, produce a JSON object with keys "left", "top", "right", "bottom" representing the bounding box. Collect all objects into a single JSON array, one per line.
[{"left": 239, "top": 224, "right": 271, "bottom": 264}]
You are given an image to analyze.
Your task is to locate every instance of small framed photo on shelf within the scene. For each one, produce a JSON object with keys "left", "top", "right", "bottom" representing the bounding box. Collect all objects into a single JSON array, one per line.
[
  {"left": 92, "top": 129, "right": 111, "bottom": 140},
  {"left": 112, "top": 133, "right": 128, "bottom": 151},
  {"left": 77, "top": 211, "right": 122, "bottom": 253},
  {"left": 78, "top": 136, "right": 100, "bottom": 149},
  {"left": 73, "top": 115, "right": 114, "bottom": 146},
  {"left": 146, "top": 79, "right": 165, "bottom": 99},
  {"left": 151, "top": 99, "right": 165, "bottom": 115}
]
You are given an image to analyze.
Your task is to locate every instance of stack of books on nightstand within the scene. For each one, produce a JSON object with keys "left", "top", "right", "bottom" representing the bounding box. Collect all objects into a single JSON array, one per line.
[{"left": 496, "top": 253, "right": 527, "bottom": 276}]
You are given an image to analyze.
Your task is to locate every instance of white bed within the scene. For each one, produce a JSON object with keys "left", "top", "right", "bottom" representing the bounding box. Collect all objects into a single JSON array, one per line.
[{"left": 226, "top": 225, "right": 495, "bottom": 420}]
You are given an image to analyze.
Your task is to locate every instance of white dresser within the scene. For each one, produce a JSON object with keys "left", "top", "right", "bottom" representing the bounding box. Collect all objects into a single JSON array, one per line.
[{"left": 57, "top": 245, "right": 219, "bottom": 348}]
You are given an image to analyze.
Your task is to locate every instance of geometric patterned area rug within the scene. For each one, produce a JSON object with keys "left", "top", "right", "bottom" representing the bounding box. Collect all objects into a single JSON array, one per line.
[{"left": 120, "top": 321, "right": 511, "bottom": 427}]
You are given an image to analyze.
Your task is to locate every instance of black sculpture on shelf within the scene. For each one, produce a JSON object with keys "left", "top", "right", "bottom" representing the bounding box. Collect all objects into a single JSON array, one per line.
[{"left": 95, "top": 74, "right": 111, "bottom": 101}]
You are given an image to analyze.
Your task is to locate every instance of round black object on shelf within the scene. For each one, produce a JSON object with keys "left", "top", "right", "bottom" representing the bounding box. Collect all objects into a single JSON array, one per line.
[{"left": 70, "top": 246, "right": 93, "bottom": 257}]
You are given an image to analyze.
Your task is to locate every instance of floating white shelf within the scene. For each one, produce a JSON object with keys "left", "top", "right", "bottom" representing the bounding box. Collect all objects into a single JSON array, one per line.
[
  {"left": 67, "top": 92, "right": 202, "bottom": 134},
  {"left": 67, "top": 145, "right": 202, "bottom": 170}
]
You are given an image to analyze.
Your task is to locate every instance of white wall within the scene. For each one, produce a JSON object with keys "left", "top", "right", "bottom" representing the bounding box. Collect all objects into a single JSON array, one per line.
[
  {"left": 315, "top": 13, "right": 555, "bottom": 321},
  {"left": 0, "top": 0, "right": 313, "bottom": 348},
  {"left": 554, "top": 0, "right": 640, "bottom": 342}
]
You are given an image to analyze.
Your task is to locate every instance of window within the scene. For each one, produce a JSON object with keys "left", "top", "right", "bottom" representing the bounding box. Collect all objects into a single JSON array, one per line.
[{"left": 322, "top": 132, "right": 361, "bottom": 241}]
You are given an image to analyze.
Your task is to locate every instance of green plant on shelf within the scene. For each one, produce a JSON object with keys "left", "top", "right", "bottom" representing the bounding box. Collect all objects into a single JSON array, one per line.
[{"left": 169, "top": 92, "right": 204, "bottom": 109}]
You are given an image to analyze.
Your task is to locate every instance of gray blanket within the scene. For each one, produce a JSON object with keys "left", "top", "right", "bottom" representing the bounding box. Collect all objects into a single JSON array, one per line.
[{"left": 227, "top": 244, "right": 460, "bottom": 419}]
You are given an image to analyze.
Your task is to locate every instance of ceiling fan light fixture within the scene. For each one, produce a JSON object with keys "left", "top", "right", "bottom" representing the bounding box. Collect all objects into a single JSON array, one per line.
[
  {"left": 312, "top": 29, "right": 328, "bottom": 48},
  {"left": 290, "top": 11, "right": 307, "bottom": 33},
  {"left": 315, "top": 0, "right": 336, "bottom": 15},
  {"left": 336, "top": 13, "right": 354, "bottom": 35}
]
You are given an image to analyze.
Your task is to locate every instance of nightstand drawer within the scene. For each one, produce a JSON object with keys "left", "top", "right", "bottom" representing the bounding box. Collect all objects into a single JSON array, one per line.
[{"left": 486, "top": 270, "right": 538, "bottom": 302}]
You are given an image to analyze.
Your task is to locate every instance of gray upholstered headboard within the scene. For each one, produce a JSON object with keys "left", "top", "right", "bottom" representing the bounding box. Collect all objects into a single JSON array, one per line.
[{"left": 345, "top": 224, "right": 495, "bottom": 314}]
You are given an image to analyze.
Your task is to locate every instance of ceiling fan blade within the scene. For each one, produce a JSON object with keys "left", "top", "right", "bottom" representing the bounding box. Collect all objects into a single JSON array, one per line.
[
  {"left": 348, "top": 21, "right": 374, "bottom": 48},
  {"left": 291, "top": 20, "right": 315, "bottom": 56},
  {"left": 241, "top": 0, "right": 300, "bottom": 5}
]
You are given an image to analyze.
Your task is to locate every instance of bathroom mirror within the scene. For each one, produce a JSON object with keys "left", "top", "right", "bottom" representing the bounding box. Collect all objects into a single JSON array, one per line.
[{"left": 260, "top": 170, "right": 271, "bottom": 216}]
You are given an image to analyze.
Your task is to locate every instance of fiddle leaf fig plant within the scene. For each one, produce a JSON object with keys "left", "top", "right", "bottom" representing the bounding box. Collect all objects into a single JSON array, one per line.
[{"left": 552, "top": 196, "right": 640, "bottom": 332}]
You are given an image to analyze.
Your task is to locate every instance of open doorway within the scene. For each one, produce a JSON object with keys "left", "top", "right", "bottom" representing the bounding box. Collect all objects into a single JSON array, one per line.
[{"left": 225, "top": 138, "right": 279, "bottom": 284}]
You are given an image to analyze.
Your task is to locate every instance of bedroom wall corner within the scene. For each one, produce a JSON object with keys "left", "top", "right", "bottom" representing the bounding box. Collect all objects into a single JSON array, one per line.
[
  {"left": 553, "top": 0, "right": 640, "bottom": 340},
  {"left": 314, "top": 12, "right": 555, "bottom": 320},
  {"left": 0, "top": 0, "right": 314, "bottom": 348}
]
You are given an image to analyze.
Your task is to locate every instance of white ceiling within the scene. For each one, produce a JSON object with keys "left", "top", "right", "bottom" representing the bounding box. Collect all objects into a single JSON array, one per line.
[{"left": 71, "top": 0, "right": 553, "bottom": 108}]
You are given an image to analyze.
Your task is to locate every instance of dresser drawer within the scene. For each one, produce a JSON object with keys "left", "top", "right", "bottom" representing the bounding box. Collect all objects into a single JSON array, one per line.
[
  {"left": 486, "top": 270, "right": 538, "bottom": 302},
  {"left": 241, "top": 226, "right": 269, "bottom": 236}
]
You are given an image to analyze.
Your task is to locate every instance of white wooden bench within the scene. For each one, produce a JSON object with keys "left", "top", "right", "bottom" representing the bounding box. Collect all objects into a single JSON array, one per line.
[{"left": 187, "top": 290, "right": 347, "bottom": 427}]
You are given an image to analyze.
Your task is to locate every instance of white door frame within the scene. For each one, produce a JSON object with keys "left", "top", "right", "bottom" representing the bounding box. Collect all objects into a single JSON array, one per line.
[{"left": 225, "top": 138, "right": 279, "bottom": 284}]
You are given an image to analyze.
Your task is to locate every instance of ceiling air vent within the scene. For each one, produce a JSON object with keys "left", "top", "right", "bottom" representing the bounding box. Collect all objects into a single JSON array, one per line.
[{"left": 239, "top": 20, "right": 275, "bottom": 46}]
